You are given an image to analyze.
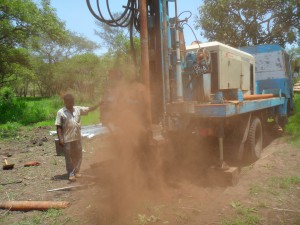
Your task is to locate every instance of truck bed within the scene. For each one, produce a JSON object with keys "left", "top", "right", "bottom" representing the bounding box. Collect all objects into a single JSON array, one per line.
[{"left": 167, "top": 97, "right": 285, "bottom": 118}]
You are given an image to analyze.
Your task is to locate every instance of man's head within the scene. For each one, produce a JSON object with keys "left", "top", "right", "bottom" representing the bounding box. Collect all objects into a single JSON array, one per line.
[{"left": 63, "top": 94, "right": 74, "bottom": 110}]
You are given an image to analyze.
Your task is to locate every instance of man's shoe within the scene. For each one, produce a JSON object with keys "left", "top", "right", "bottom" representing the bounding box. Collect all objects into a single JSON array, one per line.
[
  {"left": 69, "top": 175, "right": 76, "bottom": 182},
  {"left": 75, "top": 173, "right": 82, "bottom": 178}
]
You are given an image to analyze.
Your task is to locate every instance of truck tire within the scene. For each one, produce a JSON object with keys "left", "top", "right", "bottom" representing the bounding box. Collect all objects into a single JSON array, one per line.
[{"left": 247, "top": 117, "right": 263, "bottom": 161}]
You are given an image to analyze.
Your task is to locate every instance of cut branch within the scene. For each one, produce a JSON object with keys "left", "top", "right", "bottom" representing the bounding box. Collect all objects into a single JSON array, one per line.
[{"left": 0, "top": 201, "right": 70, "bottom": 211}]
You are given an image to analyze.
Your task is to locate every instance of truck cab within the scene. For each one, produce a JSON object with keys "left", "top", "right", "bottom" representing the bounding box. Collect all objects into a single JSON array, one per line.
[{"left": 240, "top": 45, "right": 294, "bottom": 116}]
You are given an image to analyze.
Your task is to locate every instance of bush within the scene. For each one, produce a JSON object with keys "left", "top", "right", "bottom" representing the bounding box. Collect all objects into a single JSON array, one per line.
[
  {"left": 0, "top": 122, "right": 21, "bottom": 138},
  {"left": 0, "top": 93, "right": 99, "bottom": 138},
  {"left": 19, "top": 96, "right": 62, "bottom": 125},
  {"left": 0, "top": 89, "right": 64, "bottom": 126},
  {"left": 0, "top": 87, "right": 27, "bottom": 124},
  {"left": 50, "top": 96, "right": 63, "bottom": 110},
  {"left": 21, "top": 105, "right": 48, "bottom": 124},
  {"left": 0, "top": 87, "right": 14, "bottom": 102},
  {"left": 286, "top": 94, "right": 300, "bottom": 136}
]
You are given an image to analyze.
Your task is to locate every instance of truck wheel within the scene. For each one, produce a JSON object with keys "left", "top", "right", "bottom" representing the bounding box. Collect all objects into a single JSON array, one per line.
[{"left": 247, "top": 117, "right": 263, "bottom": 161}]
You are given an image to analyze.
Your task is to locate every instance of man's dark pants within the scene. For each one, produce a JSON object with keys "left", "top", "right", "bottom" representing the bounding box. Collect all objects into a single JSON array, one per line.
[{"left": 64, "top": 140, "right": 82, "bottom": 177}]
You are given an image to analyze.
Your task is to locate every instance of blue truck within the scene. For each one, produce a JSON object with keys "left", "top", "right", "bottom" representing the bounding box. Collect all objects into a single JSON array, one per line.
[
  {"left": 87, "top": 0, "right": 295, "bottom": 171},
  {"left": 165, "top": 41, "right": 294, "bottom": 165},
  {"left": 139, "top": 0, "right": 295, "bottom": 167}
]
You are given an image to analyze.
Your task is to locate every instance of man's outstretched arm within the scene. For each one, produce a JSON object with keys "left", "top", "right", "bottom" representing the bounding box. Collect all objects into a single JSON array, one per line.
[{"left": 87, "top": 101, "right": 104, "bottom": 112}]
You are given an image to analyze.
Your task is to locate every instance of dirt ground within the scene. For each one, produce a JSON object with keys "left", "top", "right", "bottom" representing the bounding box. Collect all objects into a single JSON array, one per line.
[{"left": 0, "top": 126, "right": 300, "bottom": 225}]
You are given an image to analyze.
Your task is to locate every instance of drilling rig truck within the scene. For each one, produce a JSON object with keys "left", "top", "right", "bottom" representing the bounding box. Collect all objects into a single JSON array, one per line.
[{"left": 87, "top": 0, "right": 295, "bottom": 177}]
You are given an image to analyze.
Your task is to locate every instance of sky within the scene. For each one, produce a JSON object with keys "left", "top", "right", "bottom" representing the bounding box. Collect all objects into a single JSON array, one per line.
[{"left": 49, "top": 0, "right": 204, "bottom": 55}]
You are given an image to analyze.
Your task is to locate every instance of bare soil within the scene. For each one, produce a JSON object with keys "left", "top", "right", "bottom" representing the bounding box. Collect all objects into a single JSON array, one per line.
[{"left": 0, "top": 126, "right": 300, "bottom": 225}]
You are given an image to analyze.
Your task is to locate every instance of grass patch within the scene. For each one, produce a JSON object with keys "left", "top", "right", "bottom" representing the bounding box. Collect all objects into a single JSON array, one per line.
[
  {"left": 34, "top": 103, "right": 100, "bottom": 127},
  {"left": 0, "top": 96, "right": 101, "bottom": 138},
  {"left": 221, "top": 214, "right": 262, "bottom": 225},
  {"left": 20, "top": 97, "right": 61, "bottom": 125},
  {"left": 0, "top": 122, "right": 21, "bottom": 138},
  {"left": 34, "top": 120, "right": 56, "bottom": 127},
  {"left": 11, "top": 209, "right": 64, "bottom": 225},
  {"left": 230, "top": 201, "right": 257, "bottom": 215},
  {"left": 287, "top": 136, "right": 300, "bottom": 147},
  {"left": 175, "top": 212, "right": 189, "bottom": 224},
  {"left": 135, "top": 214, "right": 160, "bottom": 225},
  {"left": 286, "top": 93, "right": 300, "bottom": 144},
  {"left": 81, "top": 110, "right": 100, "bottom": 125},
  {"left": 249, "top": 176, "right": 300, "bottom": 197},
  {"left": 268, "top": 176, "right": 300, "bottom": 189},
  {"left": 256, "top": 201, "right": 267, "bottom": 208},
  {"left": 221, "top": 201, "right": 262, "bottom": 225},
  {"left": 249, "top": 184, "right": 264, "bottom": 196}
]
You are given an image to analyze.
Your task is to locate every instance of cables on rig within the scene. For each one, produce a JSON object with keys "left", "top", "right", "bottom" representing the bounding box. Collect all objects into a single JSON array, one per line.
[{"left": 86, "top": 0, "right": 140, "bottom": 65}]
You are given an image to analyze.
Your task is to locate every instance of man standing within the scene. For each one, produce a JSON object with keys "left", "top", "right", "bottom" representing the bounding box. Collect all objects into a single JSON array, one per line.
[{"left": 55, "top": 94, "right": 101, "bottom": 182}]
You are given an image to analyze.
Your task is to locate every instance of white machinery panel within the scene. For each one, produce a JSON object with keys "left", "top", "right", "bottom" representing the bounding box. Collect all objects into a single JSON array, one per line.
[{"left": 255, "top": 51, "right": 286, "bottom": 80}]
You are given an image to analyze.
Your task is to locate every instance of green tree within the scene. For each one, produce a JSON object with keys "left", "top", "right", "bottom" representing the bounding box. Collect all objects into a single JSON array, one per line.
[
  {"left": 95, "top": 19, "right": 140, "bottom": 80},
  {"left": 0, "top": 47, "right": 31, "bottom": 89},
  {"left": 95, "top": 14, "right": 140, "bottom": 57},
  {"left": 0, "top": 0, "right": 100, "bottom": 97},
  {"left": 0, "top": 0, "right": 67, "bottom": 90},
  {"left": 33, "top": 31, "right": 99, "bottom": 64},
  {"left": 62, "top": 32, "right": 100, "bottom": 58},
  {"left": 31, "top": 31, "right": 99, "bottom": 97},
  {"left": 196, "top": 0, "right": 300, "bottom": 48},
  {"left": 289, "top": 46, "right": 300, "bottom": 79},
  {"left": 54, "top": 53, "right": 108, "bottom": 101}
]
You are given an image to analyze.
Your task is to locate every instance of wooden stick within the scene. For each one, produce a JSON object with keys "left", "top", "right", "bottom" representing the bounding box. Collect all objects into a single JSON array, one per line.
[
  {"left": 268, "top": 207, "right": 300, "bottom": 213},
  {"left": 47, "top": 183, "right": 95, "bottom": 192},
  {"left": 81, "top": 174, "right": 97, "bottom": 179},
  {"left": 0, "top": 201, "right": 69, "bottom": 211},
  {"left": 0, "top": 180, "right": 22, "bottom": 186}
]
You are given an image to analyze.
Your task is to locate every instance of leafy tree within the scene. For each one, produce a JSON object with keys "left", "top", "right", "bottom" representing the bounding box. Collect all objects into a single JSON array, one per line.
[
  {"left": 95, "top": 21, "right": 127, "bottom": 53},
  {"left": 289, "top": 46, "right": 300, "bottom": 80},
  {"left": 54, "top": 53, "right": 108, "bottom": 101},
  {"left": 0, "top": 0, "right": 100, "bottom": 97},
  {"left": 196, "top": 0, "right": 300, "bottom": 48},
  {"left": 0, "top": 46, "right": 31, "bottom": 88},
  {"left": 0, "top": 0, "right": 67, "bottom": 89},
  {"left": 62, "top": 32, "right": 100, "bottom": 58},
  {"left": 95, "top": 19, "right": 140, "bottom": 82},
  {"left": 28, "top": 2, "right": 99, "bottom": 97},
  {"left": 31, "top": 31, "right": 99, "bottom": 97},
  {"left": 95, "top": 17, "right": 140, "bottom": 60},
  {"left": 33, "top": 31, "right": 99, "bottom": 64}
]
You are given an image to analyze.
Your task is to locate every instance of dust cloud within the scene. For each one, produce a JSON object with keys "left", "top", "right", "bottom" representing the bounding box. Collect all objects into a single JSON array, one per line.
[
  {"left": 83, "top": 73, "right": 213, "bottom": 224},
  {"left": 84, "top": 76, "right": 167, "bottom": 224}
]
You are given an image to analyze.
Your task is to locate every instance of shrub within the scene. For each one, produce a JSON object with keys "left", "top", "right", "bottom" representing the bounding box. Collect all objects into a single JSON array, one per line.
[
  {"left": 0, "top": 122, "right": 21, "bottom": 138},
  {"left": 0, "top": 87, "right": 27, "bottom": 124},
  {"left": 286, "top": 94, "right": 300, "bottom": 136},
  {"left": 0, "top": 87, "right": 14, "bottom": 102},
  {"left": 50, "top": 96, "right": 63, "bottom": 110},
  {"left": 21, "top": 105, "right": 48, "bottom": 124}
]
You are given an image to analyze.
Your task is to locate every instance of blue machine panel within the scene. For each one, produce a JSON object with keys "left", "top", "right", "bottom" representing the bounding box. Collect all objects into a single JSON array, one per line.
[
  {"left": 193, "top": 97, "right": 285, "bottom": 118},
  {"left": 256, "top": 78, "right": 291, "bottom": 98},
  {"left": 240, "top": 44, "right": 282, "bottom": 54}
]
